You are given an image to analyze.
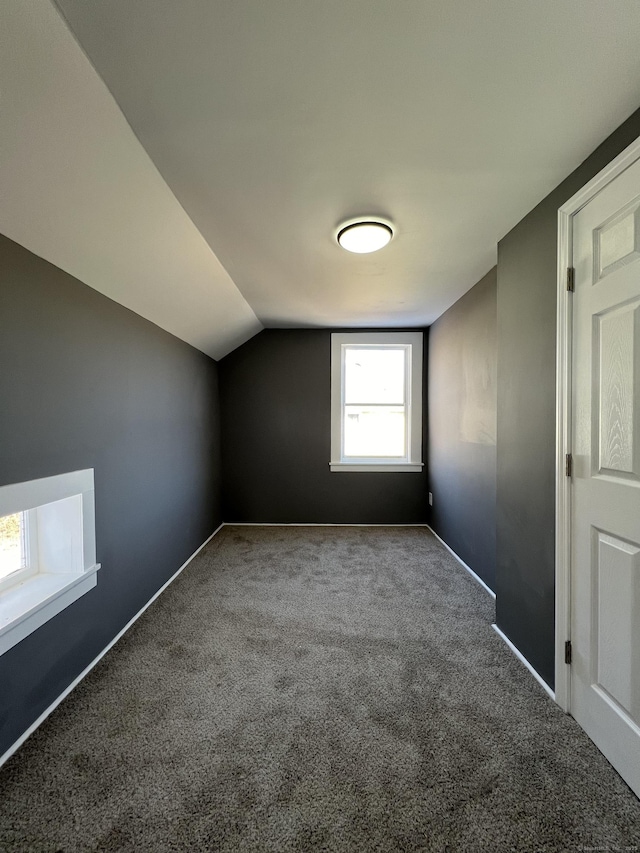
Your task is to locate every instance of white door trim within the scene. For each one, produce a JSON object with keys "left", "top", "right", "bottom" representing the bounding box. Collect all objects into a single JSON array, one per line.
[{"left": 555, "top": 133, "right": 640, "bottom": 712}]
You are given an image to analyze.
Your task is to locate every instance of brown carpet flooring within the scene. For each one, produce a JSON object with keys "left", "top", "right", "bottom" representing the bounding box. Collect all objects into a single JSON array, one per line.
[{"left": 1, "top": 525, "right": 639, "bottom": 852}]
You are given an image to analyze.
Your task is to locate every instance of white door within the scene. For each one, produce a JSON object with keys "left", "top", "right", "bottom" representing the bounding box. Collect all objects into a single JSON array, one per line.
[{"left": 570, "top": 152, "right": 640, "bottom": 797}]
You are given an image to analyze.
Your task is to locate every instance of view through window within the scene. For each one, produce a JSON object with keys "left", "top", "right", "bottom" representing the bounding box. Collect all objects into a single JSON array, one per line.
[
  {"left": 344, "top": 347, "right": 406, "bottom": 457},
  {"left": 0, "top": 511, "right": 27, "bottom": 581}
]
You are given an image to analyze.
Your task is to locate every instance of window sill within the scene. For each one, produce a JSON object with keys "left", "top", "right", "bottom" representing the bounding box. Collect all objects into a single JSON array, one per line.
[
  {"left": 329, "top": 463, "right": 424, "bottom": 473},
  {"left": 0, "top": 565, "right": 100, "bottom": 656}
]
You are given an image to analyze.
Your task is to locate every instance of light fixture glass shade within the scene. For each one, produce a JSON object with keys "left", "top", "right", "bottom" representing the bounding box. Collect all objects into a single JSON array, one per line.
[{"left": 337, "top": 220, "right": 393, "bottom": 253}]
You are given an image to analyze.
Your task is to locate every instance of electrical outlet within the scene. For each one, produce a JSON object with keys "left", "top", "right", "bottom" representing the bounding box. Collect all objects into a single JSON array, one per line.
[{"left": 428, "top": 492, "right": 433, "bottom": 506}]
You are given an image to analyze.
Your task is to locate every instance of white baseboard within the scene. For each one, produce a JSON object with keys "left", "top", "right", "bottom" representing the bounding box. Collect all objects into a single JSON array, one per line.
[
  {"left": 426, "top": 525, "right": 496, "bottom": 599},
  {"left": 0, "top": 522, "right": 224, "bottom": 770},
  {"left": 492, "top": 623, "right": 555, "bottom": 700},
  {"left": 223, "top": 522, "right": 430, "bottom": 527}
]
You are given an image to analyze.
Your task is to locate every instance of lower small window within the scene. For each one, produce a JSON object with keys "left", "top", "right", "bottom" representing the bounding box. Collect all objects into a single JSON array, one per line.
[
  {"left": 0, "top": 470, "right": 100, "bottom": 655},
  {"left": 0, "top": 511, "right": 37, "bottom": 593}
]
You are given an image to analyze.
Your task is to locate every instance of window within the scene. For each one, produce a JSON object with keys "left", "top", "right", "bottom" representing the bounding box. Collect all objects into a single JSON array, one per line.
[
  {"left": 330, "top": 332, "right": 423, "bottom": 472},
  {"left": 0, "top": 470, "right": 99, "bottom": 656},
  {"left": 0, "top": 511, "right": 37, "bottom": 593}
]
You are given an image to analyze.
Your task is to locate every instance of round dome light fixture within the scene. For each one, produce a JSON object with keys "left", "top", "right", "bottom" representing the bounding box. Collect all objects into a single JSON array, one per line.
[{"left": 337, "top": 218, "right": 394, "bottom": 254}]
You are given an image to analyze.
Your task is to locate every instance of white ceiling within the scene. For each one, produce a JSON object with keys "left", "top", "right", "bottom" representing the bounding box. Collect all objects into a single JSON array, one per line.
[{"left": 3, "top": 2, "right": 640, "bottom": 358}]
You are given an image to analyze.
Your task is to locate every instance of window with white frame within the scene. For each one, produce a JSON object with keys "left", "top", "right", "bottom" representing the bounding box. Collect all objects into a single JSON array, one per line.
[
  {"left": 0, "top": 470, "right": 100, "bottom": 656},
  {"left": 330, "top": 332, "right": 423, "bottom": 472},
  {"left": 0, "top": 511, "right": 37, "bottom": 593}
]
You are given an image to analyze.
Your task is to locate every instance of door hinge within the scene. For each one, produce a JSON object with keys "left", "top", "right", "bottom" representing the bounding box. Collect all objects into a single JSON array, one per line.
[
  {"left": 565, "top": 453, "right": 573, "bottom": 478},
  {"left": 565, "top": 640, "right": 572, "bottom": 665},
  {"left": 566, "top": 267, "right": 575, "bottom": 292}
]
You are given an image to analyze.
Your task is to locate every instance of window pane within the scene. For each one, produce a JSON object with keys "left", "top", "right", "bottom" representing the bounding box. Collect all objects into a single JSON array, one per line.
[
  {"left": 345, "top": 347, "right": 405, "bottom": 404},
  {"left": 0, "top": 512, "right": 26, "bottom": 581},
  {"left": 344, "top": 406, "right": 406, "bottom": 457}
]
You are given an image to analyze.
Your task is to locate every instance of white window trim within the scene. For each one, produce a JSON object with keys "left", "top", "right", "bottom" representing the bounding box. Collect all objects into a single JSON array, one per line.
[
  {"left": 0, "top": 470, "right": 100, "bottom": 656},
  {"left": 330, "top": 332, "right": 424, "bottom": 473}
]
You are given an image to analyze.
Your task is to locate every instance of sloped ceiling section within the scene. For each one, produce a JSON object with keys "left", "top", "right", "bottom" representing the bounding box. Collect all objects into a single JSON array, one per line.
[
  {"left": 0, "top": 1, "right": 262, "bottom": 360},
  {"left": 4, "top": 1, "right": 640, "bottom": 357},
  {"left": 52, "top": 0, "right": 640, "bottom": 332}
]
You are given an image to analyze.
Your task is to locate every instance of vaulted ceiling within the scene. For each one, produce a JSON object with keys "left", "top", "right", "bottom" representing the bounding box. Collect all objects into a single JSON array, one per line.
[{"left": 3, "top": 1, "right": 640, "bottom": 358}]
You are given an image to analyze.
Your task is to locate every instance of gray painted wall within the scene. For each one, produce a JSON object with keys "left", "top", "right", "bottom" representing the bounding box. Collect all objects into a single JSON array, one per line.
[
  {"left": 0, "top": 235, "right": 222, "bottom": 758},
  {"left": 496, "top": 106, "right": 640, "bottom": 689},
  {"left": 219, "top": 329, "right": 428, "bottom": 524},
  {"left": 428, "top": 269, "right": 497, "bottom": 590}
]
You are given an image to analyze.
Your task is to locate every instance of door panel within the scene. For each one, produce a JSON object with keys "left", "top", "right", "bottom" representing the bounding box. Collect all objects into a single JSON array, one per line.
[
  {"left": 594, "top": 301, "right": 640, "bottom": 478},
  {"left": 592, "top": 529, "right": 640, "bottom": 726},
  {"left": 594, "top": 198, "right": 640, "bottom": 281}
]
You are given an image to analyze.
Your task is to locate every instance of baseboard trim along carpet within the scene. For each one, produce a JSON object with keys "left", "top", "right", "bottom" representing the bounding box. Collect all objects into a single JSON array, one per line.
[
  {"left": 492, "top": 623, "right": 555, "bottom": 700},
  {"left": 224, "top": 522, "right": 431, "bottom": 527},
  {"left": 423, "top": 527, "right": 555, "bottom": 702},
  {"left": 0, "top": 523, "right": 225, "bottom": 770},
  {"left": 426, "top": 525, "right": 496, "bottom": 600}
]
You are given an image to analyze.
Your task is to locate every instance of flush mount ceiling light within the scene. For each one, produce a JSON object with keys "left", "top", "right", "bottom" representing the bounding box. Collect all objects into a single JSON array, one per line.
[{"left": 336, "top": 218, "right": 394, "bottom": 253}]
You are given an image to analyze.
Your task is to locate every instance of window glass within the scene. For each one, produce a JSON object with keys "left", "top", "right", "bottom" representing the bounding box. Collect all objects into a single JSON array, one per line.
[
  {"left": 0, "top": 512, "right": 26, "bottom": 581},
  {"left": 344, "top": 347, "right": 405, "bottom": 404},
  {"left": 344, "top": 406, "right": 405, "bottom": 457}
]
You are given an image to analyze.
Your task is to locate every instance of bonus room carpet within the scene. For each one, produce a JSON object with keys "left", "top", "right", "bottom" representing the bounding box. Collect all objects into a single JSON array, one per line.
[{"left": 1, "top": 525, "right": 639, "bottom": 851}]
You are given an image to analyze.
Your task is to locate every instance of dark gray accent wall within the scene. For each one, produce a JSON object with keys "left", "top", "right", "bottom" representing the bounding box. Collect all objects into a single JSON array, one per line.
[
  {"left": 219, "top": 329, "right": 428, "bottom": 523},
  {"left": 496, "top": 106, "right": 640, "bottom": 689},
  {"left": 0, "top": 234, "right": 222, "bottom": 758},
  {"left": 428, "top": 269, "right": 497, "bottom": 590}
]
